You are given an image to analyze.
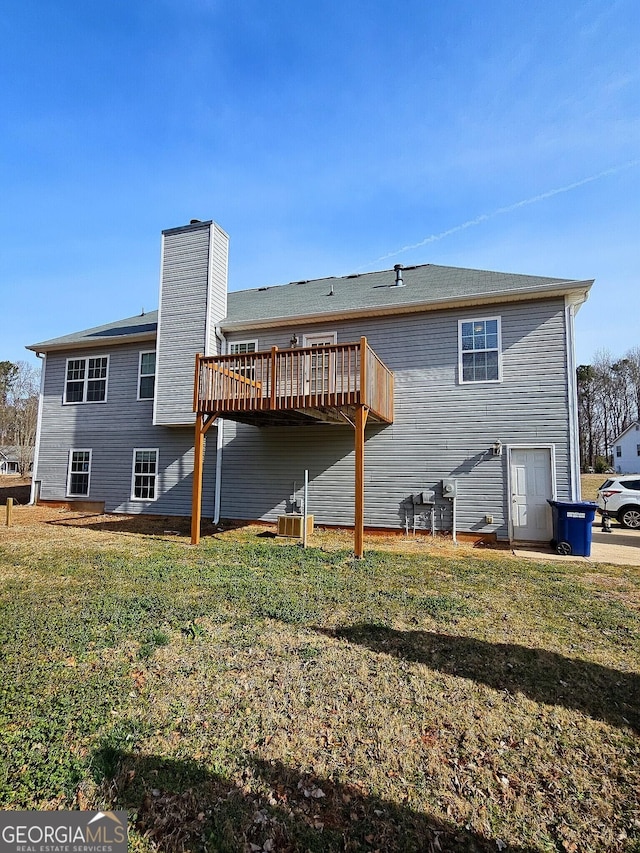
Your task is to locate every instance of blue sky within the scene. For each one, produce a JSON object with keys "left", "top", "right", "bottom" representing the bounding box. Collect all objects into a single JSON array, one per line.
[{"left": 1, "top": 0, "right": 638, "bottom": 368}]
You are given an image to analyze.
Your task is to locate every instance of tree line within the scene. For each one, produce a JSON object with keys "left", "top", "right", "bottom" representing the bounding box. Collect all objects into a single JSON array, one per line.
[
  {"left": 577, "top": 348, "right": 640, "bottom": 472},
  {"left": 0, "top": 360, "right": 40, "bottom": 476}
]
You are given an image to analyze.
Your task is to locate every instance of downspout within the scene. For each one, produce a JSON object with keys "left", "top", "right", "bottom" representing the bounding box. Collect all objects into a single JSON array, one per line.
[
  {"left": 565, "top": 297, "right": 581, "bottom": 500},
  {"left": 213, "top": 326, "right": 226, "bottom": 525},
  {"left": 29, "top": 352, "right": 46, "bottom": 505}
]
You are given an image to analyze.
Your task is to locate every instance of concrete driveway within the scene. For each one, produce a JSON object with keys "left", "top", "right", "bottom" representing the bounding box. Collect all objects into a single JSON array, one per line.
[{"left": 513, "top": 523, "right": 640, "bottom": 566}]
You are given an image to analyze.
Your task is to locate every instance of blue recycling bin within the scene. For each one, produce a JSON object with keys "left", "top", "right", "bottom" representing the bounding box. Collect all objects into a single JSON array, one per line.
[{"left": 547, "top": 500, "right": 598, "bottom": 557}]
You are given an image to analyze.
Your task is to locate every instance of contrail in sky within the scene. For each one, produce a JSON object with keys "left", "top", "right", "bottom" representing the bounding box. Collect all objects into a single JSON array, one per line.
[{"left": 359, "top": 159, "right": 639, "bottom": 270}]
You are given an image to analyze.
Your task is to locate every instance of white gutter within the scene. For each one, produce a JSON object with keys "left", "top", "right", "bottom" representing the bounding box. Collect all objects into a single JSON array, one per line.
[{"left": 29, "top": 352, "right": 46, "bottom": 505}]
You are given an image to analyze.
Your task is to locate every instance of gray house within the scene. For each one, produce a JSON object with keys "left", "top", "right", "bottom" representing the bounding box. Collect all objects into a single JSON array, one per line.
[
  {"left": 27, "top": 219, "right": 593, "bottom": 549},
  {"left": 0, "top": 447, "right": 20, "bottom": 474}
]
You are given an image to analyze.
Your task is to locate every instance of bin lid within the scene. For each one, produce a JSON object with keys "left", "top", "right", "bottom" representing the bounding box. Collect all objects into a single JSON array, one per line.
[{"left": 547, "top": 499, "right": 598, "bottom": 509}]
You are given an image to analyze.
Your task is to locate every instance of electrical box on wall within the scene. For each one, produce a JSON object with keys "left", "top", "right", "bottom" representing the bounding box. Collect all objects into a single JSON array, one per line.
[
  {"left": 412, "top": 490, "right": 436, "bottom": 506},
  {"left": 442, "top": 478, "right": 458, "bottom": 498}
]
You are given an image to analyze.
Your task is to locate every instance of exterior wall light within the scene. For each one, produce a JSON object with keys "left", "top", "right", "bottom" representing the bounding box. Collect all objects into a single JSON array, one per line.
[
  {"left": 290, "top": 334, "right": 299, "bottom": 348},
  {"left": 492, "top": 440, "right": 503, "bottom": 457}
]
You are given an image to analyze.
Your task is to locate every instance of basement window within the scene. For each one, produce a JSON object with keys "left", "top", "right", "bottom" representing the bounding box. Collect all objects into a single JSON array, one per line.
[
  {"left": 131, "top": 449, "right": 158, "bottom": 501},
  {"left": 67, "top": 449, "right": 91, "bottom": 496}
]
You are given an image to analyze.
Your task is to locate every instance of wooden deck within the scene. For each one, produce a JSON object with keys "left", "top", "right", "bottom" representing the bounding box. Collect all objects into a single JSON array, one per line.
[
  {"left": 191, "top": 337, "right": 394, "bottom": 554},
  {"left": 194, "top": 337, "right": 394, "bottom": 426}
]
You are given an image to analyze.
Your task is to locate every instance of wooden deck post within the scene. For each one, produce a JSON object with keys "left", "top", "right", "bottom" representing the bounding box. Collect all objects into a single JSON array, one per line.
[
  {"left": 5, "top": 498, "right": 13, "bottom": 528},
  {"left": 191, "top": 413, "right": 218, "bottom": 545},
  {"left": 354, "top": 405, "right": 369, "bottom": 558}
]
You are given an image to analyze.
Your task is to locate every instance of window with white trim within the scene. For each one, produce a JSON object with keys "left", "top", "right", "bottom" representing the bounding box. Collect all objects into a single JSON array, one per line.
[
  {"left": 131, "top": 449, "right": 158, "bottom": 500},
  {"left": 67, "top": 449, "right": 91, "bottom": 496},
  {"left": 138, "top": 351, "right": 156, "bottom": 400},
  {"left": 228, "top": 340, "right": 258, "bottom": 380},
  {"left": 228, "top": 341, "right": 258, "bottom": 355},
  {"left": 65, "top": 356, "right": 109, "bottom": 403},
  {"left": 459, "top": 318, "right": 501, "bottom": 383},
  {"left": 616, "top": 445, "right": 622, "bottom": 457}
]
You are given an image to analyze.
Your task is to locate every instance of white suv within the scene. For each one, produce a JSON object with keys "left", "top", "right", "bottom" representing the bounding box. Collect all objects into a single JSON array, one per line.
[{"left": 597, "top": 475, "right": 640, "bottom": 529}]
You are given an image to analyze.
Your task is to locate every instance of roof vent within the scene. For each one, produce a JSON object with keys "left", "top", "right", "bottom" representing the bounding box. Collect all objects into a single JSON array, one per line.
[
  {"left": 328, "top": 283, "right": 335, "bottom": 296},
  {"left": 393, "top": 264, "right": 405, "bottom": 287},
  {"left": 190, "top": 219, "right": 201, "bottom": 224}
]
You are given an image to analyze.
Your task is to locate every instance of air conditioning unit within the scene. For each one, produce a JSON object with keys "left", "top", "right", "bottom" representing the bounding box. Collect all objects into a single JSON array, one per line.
[{"left": 277, "top": 514, "right": 314, "bottom": 538}]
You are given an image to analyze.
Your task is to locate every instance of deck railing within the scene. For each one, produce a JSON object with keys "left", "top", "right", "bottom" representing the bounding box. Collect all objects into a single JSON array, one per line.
[{"left": 194, "top": 337, "right": 394, "bottom": 423}]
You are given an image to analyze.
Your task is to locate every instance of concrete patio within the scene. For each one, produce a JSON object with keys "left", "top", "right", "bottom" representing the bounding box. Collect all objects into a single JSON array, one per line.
[{"left": 513, "top": 523, "right": 640, "bottom": 566}]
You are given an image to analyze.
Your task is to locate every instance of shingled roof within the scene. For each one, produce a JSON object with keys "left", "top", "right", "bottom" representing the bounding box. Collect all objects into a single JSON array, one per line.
[{"left": 27, "top": 262, "right": 592, "bottom": 351}]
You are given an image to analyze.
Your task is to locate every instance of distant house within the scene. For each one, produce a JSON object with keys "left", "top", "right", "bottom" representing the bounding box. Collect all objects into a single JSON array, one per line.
[
  {"left": 27, "top": 219, "right": 593, "bottom": 552},
  {"left": 613, "top": 421, "right": 640, "bottom": 475},
  {"left": 0, "top": 447, "right": 28, "bottom": 475}
]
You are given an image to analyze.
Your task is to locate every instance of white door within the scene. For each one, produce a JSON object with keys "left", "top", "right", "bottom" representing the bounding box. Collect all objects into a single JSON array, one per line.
[
  {"left": 303, "top": 333, "right": 337, "bottom": 395},
  {"left": 510, "top": 448, "right": 553, "bottom": 542}
]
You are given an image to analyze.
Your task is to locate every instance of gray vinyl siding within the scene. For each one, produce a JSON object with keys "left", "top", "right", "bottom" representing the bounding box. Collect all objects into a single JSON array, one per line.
[
  {"left": 206, "top": 224, "right": 229, "bottom": 357},
  {"left": 34, "top": 296, "right": 573, "bottom": 539},
  {"left": 36, "top": 343, "right": 215, "bottom": 516},
  {"left": 155, "top": 222, "right": 230, "bottom": 426},
  {"left": 220, "top": 297, "right": 572, "bottom": 539}
]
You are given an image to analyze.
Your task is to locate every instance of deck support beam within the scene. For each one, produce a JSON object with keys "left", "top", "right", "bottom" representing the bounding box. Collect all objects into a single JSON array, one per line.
[
  {"left": 354, "top": 404, "right": 369, "bottom": 559},
  {"left": 191, "top": 412, "right": 219, "bottom": 545}
]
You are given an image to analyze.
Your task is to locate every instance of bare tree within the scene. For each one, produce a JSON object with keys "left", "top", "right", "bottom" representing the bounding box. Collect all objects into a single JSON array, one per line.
[
  {"left": 1, "top": 360, "right": 40, "bottom": 476},
  {"left": 577, "top": 346, "right": 640, "bottom": 472}
]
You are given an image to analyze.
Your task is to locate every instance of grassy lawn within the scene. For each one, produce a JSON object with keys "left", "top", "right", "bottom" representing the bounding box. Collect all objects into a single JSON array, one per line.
[{"left": 0, "top": 510, "right": 638, "bottom": 852}]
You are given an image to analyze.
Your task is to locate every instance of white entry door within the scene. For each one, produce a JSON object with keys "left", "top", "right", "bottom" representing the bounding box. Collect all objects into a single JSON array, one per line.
[{"left": 510, "top": 448, "right": 553, "bottom": 542}]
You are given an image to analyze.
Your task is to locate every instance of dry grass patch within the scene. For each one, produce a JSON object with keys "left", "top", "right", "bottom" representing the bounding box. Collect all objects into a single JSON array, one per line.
[{"left": 1, "top": 505, "right": 639, "bottom": 852}]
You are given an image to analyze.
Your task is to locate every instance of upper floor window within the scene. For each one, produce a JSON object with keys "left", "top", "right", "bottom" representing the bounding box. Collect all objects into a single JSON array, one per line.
[
  {"left": 65, "top": 356, "right": 108, "bottom": 403},
  {"left": 67, "top": 449, "right": 91, "bottom": 496},
  {"left": 229, "top": 341, "right": 258, "bottom": 355},
  {"left": 228, "top": 340, "right": 258, "bottom": 381},
  {"left": 636, "top": 444, "right": 640, "bottom": 456},
  {"left": 616, "top": 445, "right": 622, "bottom": 457},
  {"left": 138, "top": 351, "right": 156, "bottom": 400},
  {"left": 459, "top": 318, "right": 501, "bottom": 383}
]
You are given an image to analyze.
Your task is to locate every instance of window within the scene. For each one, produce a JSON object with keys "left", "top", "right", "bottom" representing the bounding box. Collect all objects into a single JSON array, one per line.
[
  {"left": 67, "top": 450, "right": 91, "bottom": 496},
  {"left": 616, "top": 446, "right": 622, "bottom": 457},
  {"left": 138, "top": 351, "right": 156, "bottom": 400},
  {"left": 65, "top": 356, "right": 108, "bottom": 403},
  {"left": 131, "top": 449, "right": 158, "bottom": 501},
  {"left": 637, "top": 444, "right": 640, "bottom": 456},
  {"left": 228, "top": 340, "right": 258, "bottom": 380},
  {"left": 459, "top": 318, "right": 501, "bottom": 383},
  {"left": 228, "top": 341, "right": 258, "bottom": 355}
]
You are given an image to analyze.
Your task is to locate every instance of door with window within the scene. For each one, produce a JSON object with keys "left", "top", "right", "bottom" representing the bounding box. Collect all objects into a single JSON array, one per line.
[
  {"left": 510, "top": 448, "right": 553, "bottom": 541},
  {"left": 303, "top": 333, "right": 337, "bottom": 396}
]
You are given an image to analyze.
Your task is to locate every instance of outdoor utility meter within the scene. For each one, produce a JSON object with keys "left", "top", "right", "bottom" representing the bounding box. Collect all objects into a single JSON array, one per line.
[
  {"left": 413, "top": 490, "right": 435, "bottom": 506},
  {"left": 442, "top": 478, "right": 458, "bottom": 499}
]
